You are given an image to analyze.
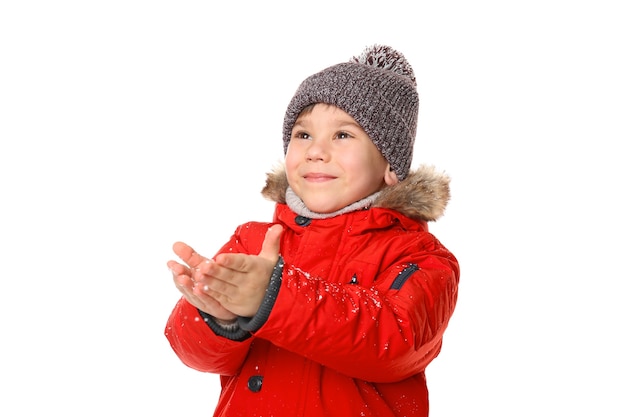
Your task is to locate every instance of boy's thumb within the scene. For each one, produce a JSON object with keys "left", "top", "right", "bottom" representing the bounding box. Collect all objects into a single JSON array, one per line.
[{"left": 259, "top": 224, "right": 283, "bottom": 262}]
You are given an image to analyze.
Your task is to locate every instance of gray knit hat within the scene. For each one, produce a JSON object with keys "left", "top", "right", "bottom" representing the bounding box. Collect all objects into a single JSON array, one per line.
[{"left": 282, "top": 44, "right": 419, "bottom": 181}]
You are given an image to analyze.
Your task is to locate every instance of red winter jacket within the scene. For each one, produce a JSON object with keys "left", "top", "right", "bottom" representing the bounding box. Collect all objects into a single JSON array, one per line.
[{"left": 165, "top": 165, "right": 459, "bottom": 417}]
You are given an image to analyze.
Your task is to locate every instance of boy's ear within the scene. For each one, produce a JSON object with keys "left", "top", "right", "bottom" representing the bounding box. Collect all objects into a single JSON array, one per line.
[{"left": 384, "top": 164, "right": 399, "bottom": 186}]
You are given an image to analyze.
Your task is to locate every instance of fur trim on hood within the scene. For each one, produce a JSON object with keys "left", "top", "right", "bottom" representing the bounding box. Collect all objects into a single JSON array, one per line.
[{"left": 261, "top": 164, "right": 451, "bottom": 222}]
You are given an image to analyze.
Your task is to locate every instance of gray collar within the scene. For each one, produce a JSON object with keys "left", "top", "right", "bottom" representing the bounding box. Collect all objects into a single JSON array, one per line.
[{"left": 285, "top": 186, "right": 381, "bottom": 220}]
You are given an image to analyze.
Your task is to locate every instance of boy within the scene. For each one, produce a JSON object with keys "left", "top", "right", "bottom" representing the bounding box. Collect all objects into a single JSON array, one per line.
[{"left": 165, "top": 44, "right": 459, "bottom": 417}]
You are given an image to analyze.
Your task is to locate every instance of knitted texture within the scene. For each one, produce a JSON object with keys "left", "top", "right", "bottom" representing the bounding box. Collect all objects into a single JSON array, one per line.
[{"left": 282, "top": 45, "right": 419, "bottom": 181}]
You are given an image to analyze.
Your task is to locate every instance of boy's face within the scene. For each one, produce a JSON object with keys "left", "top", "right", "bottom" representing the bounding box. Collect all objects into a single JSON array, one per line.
[{"left": 285, "top": 104, "right": 397, "bottom": 214}]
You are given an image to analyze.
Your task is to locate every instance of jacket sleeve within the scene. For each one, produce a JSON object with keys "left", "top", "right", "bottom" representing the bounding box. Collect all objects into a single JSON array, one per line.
[
  {"left": 164, "top": 297, "right": 254, "bottom": 375},
  {"left": 164, "top": 221, "right": 274, "bottom": 374},
  {"left": 250, "top": 232, "right": 460, "bottom": 383}
]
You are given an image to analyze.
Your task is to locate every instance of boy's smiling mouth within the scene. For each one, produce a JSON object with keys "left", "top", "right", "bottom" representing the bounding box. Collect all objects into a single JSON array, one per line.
[{"left": 303, "top": 172, "right": 337, "bottom": 182}]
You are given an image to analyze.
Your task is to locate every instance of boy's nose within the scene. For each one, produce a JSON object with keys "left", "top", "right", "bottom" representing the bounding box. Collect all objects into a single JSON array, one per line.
[{"left": 305, "top": 139, "right": 329, "bottom": 162}]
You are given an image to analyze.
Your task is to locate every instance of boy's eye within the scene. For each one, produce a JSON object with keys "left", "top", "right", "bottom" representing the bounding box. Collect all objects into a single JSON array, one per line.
[
  {"left": 293, "top": 131, "right": 311, "bottom": 140},
  {"left": 336, "top": 131, "right": 352, "bottom": 139}
]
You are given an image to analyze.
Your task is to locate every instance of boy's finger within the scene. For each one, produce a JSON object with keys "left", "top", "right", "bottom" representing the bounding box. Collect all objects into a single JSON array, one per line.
[
  {"left": 172, "top": 241, "right": 207, "bottom": 268},
  {"left": 167, "top": 260, "right": 189, "bottom": 276}
]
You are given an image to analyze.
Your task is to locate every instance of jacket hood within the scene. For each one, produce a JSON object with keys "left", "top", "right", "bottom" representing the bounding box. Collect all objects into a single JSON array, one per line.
[{"left": 261, "top": 164, "right": 451, "bottom": 222}]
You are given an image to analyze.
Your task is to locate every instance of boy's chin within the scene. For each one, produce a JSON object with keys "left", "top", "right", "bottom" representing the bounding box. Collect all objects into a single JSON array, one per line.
[{"left": 303, "top": 200, "right": 343, "bottom": 214}]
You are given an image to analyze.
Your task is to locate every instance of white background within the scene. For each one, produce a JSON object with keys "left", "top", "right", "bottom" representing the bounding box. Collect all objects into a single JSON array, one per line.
[{"left": 1, "top": 1, "right": 624, "bottom": 416}]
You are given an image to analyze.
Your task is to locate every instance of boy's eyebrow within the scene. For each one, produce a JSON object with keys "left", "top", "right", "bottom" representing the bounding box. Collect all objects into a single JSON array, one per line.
[
  {"left": 292, "top": 120, "right": 306, "bottom": 129},
  {"left": 336, "top": 120, "right": 363, "bottom": 130},
  {"left": 293, "top": 117, "right": 362, "bottom": 131}
]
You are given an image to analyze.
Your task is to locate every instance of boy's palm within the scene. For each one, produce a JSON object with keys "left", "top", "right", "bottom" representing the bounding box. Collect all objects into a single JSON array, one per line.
[
  {"left": 168, "top": 225, "right": 283, "bottom": 320},
  {"left": 168, "top": 242, "right": 237, "bottom": 321},
  {"left": 197, "top": 225, "right": 283, "bottom": 317}
]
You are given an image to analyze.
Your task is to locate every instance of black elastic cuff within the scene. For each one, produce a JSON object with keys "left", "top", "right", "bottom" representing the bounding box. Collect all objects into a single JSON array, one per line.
[
  {"left": 239, "top": 256, "right": 284, "bottom": 332},
  {"left": 198, "top": 309, "right": 251, "bottom": 341}
]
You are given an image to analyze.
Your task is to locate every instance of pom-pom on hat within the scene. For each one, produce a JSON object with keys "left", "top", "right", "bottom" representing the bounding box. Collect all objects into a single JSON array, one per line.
[{"left": 282, "top": 44, "right": 419, "bottom": 181}]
